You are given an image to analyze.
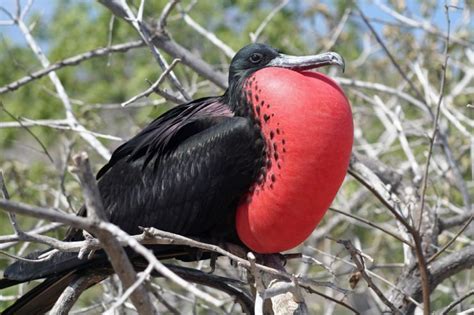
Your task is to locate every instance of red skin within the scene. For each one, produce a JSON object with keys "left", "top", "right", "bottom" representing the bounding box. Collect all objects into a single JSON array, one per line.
[{"left": 236, "top": 68, "right": 353, "bottom": 253}]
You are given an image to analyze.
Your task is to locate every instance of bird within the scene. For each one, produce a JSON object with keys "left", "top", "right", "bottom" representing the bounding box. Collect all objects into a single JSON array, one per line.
[{"left": 0, "top": 43, "right": 353, "bottom": 314}]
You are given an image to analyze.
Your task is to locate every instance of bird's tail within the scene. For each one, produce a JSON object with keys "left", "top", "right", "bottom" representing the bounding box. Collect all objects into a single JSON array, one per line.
[
  {"left": 1, "top": 271, "right": 85, "bottom": 315},
  {"left": 3, "top": 250, "right": 98, "bottom": 282},
  {"left": 0, "top": 245, "right": 207, "bottom": 314},
  {"left": 0, "top": 250, "right": 109, "bottom": 314}
]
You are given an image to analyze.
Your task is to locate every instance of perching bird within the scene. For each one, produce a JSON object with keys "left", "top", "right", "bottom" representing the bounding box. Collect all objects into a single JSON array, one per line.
[{"left": 0, "top": 43, "right": 353, "bottom": 314}]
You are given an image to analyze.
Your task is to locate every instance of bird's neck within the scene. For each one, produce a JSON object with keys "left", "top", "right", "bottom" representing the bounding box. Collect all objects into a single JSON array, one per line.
[{"left": 224, "top": 72, "right": 258, "bottom": 118}]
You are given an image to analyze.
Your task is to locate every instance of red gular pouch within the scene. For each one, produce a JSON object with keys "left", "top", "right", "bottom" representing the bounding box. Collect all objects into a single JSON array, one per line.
[{"left": 236, "top": 68, "right": 353, "bottom": 253}]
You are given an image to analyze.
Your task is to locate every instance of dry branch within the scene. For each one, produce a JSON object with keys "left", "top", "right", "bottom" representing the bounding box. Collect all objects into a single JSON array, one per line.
[
  {"left": 98, "top": 0, "right": 228, "bottom": 89},
  {"left": 71, "top": 152, "right": 156, "bottom": 315},
  {"left": 0, "top": 40, "right": 144, "bottom": 95},
  {"left": 1, "top": 1, "right": 473, "bottom": 314}
]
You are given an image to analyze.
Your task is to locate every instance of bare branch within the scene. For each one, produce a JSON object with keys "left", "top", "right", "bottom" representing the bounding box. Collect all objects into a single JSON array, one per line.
[
  {"left": 51, "top": 273, "right": 108, "bottom": 315},
  {"left": 250, "top": 0, "right": 290, "bottom": 43},
  {"left": 417, "top": 3, "right": 451, "bottom": 232},
  {"left": 329, "top": 207, "right": 414, "bottom": 247},
  {"left": 337, "top": 239, "right": 401, "bottom": 314},
  {"left": 71, "top": 152, "right": 156, "bottom": 314},
  {"left": 353, "top": 4, "right": 426, "bottom": 103},
  {"left": 180, "top": 11, "right": 235, "bottom": 58},
  {"left": 389, "top": 244, "right": 474, "bottom": 314},
  {"left": 14, "top": 15, "right": 111, "bottom": 159},
  {"left": 440, "top": 289, "right": 474, "bottom": 314},
  {"left": 158, "top": 0, "right": 179, "bottom": 30},
  {"left": 428, "top": 214, "right": 473, "bottom": 264},
  {"left": 0, "top": 199, "right": 225, "bottom": 309},
  {"left": 0, "top": 40, "right": 144, "bottom": 95},
  {"left": 122, "top": 58, "right": 181, "bottom": 107},
  {"left": 349, "top": 154, "right": 412, "bottom": 232},
  {"left": 98, "top": 0, "right": 228, "bottom": 89},
  {"left": 98, "top": 0, "right": 191, "bottom": 101},
  {"left": 375, "top": 1, "right": 472, "bottom": 47}
]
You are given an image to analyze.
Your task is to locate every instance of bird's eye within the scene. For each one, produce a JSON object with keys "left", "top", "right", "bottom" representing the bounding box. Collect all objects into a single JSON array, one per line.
[{"left": 249, "top": 53, "right": 263, "bottom": 64}]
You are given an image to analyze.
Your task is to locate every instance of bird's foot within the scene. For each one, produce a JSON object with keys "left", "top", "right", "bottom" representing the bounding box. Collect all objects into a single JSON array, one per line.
[
  {"left": 255, "top": 253, "right": 287, "bottom": 269},
  {"left": 222, "top": 242, "right": 248, "bottom": 258},
  {"left": 207, "top": 252, "right": 218, "bottom": 274},
  {"left": 217, "top": 242, "right": 249, "bottom": 268}
]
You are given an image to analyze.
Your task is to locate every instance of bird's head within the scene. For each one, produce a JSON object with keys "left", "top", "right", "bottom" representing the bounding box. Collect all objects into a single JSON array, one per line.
[{"left": 228, "top": 43, "right": 345, "bottom": 87}]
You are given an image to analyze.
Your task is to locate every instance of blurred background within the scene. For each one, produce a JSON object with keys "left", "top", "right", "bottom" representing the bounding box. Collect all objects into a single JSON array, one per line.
[{"left": 0, "top": 0, "right": 473, "bottom": 313}]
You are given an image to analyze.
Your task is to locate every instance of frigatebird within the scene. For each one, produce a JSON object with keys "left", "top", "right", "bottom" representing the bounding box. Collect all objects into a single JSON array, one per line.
[{"left": 0, "top": 43, "right": 353, "bottom": 314}]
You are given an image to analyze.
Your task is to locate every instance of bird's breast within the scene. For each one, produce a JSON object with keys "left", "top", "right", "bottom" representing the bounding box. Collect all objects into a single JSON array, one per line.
[{"left": 236, "top": 68, "right": 353, "bottom": 253}]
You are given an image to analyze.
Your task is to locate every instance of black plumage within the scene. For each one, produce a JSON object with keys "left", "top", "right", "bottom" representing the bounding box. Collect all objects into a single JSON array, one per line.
[
  {"left": 0, "top": 44, "right": 281, "bottom": 314},
  {"left": 97, "top": 97, "right": 264, "bottom": 237}
]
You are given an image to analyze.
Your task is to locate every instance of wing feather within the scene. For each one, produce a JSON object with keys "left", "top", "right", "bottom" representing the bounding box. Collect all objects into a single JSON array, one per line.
[
  {"left": 97, "top": 97, "right": 233, "bottom": 178},
  {"left": 98, "top": 115, "right": 264, "bottom": 238},
  {"left": 2, "top": 98, "right": 265, "bottom": 286}
]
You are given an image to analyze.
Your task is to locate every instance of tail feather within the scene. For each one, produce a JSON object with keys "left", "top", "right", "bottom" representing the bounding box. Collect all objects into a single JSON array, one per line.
[
  {"left": 2, "top": 273, "right": 74, "bottom": 315},
  {"left": 4, "top": 245, "right": 202, "bottom": 283},
  {"left": 1, "top": 271, "right": 93, "bottom": 315},
  {"left": 1, "top": 245, "right": 213, "bottom": 313},
  {"left": 4, "top": 251, "right": 93, "bottom": 282}
]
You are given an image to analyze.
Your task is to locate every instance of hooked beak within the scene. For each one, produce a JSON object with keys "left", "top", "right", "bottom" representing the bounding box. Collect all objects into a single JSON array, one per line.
[{"left": 267, "top": 52, "right": 345, "bottom": 73}]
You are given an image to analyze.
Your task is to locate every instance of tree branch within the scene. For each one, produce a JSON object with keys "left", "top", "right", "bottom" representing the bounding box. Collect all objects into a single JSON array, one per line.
[
  {"left": 71, "top": 152, "right": 156, "bottom": 315},
  {"left": 98, "top": 0, "right": 228, "bottom": 89},
  {"left": 0, "top": 40, "right": 144, "bottom": 95}
]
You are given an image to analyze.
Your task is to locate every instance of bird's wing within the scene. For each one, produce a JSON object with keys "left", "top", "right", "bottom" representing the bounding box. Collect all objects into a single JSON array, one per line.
[
  {"left": 97, "top": 110, "right": 264, "bottom": 237},
  {"left": 64, "top": 97, "right": 232, "bottom": 240},
  {"left": 3, "top": 98, "right": 264, "bottom": 283},
  {"left": 96, "top": 96, "right": 234, "bottom": 178}
]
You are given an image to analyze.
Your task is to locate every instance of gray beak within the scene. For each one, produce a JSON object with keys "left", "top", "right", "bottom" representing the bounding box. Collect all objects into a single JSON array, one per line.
[{"left": 267, "top": 52, "right": 345, "bottom": 73}]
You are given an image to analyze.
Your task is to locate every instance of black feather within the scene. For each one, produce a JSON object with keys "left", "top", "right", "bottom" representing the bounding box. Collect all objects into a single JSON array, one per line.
[
  {"left": 1, "top": 43, "right": 280, "bottom": 313},
  {"left": 97, "top": 97, "right": 233, "bottom": 178}
]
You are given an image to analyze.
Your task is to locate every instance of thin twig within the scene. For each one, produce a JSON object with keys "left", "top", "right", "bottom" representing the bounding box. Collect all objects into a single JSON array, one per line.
[
  {"left": 440, "top": 289, "right": 474, "bottom": 315},
  {"left": 0, "top": 103, "right": 55, "bottom": 163},
  {"left": 417, "top": 3, "right": 451, "bottom": 232},
  {"left": 250, "top": 0, "right": 290, "bottom": 43},
  {"left": 105, "top": 264, "right": 154, "bottom": 314},
  {"left": 106, "top": 15, "right": 115, "bottom": 66},
  {"left": 428, "top": 215, "right": 473, "bottom": 264},
  {"left": 337, "top": 239, "right": 401, "bottom": 314},
  {"left": 15, "top": 16, "right": 111, "bottom": 159},
  {"left": 303, "top": 286, "right": 360, "bottom": 314},
  {"left": 0, "top": 171, "right": 22, "bottom": 236},
  {"left": 180, "top": 12, "right": 235, "bottom": 58},
  {"left": 122, "top": 58, "right": 181, "bottom": 107},
  {"left": 0, "top": 40, "right": 144, "bottom": 95},
  {"left": 322, "top": 8, "right": 351, "bottom": 51},
  {"left": 329, "top": 207, "right": 414, "bottom": 247},
  {"left": 158, "top": 0, "right": 179, "bottom": 30},
  {"left": 0, "top": 117, "right": 122, "bottom": 141},
  {"left": 353, "top": 3, "right": 426, "bottom": 103},
  {"left": 0, "top": 222, "right": 63, "bottom": 249},
  {"left": 309, "top": 246, "right": 422, "bottom": 307},
  {"left": 348, "top": 156, "right": 412, "bottom": 232}
]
